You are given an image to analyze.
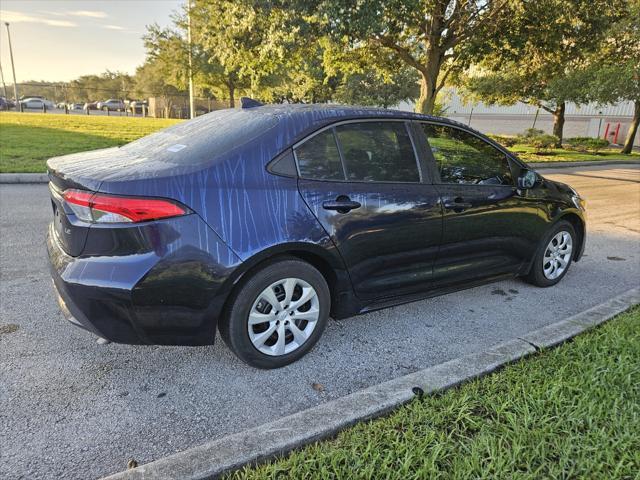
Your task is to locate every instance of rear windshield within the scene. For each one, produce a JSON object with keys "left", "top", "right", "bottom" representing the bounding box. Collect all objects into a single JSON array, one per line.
[{"left": 120, "top": 109, "right": 279, "bottom": 165}]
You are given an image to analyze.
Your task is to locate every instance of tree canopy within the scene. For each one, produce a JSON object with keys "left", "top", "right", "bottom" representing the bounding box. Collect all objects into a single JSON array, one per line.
[{"left": 459, "top": 0, "right": 627, "bottom": 145}]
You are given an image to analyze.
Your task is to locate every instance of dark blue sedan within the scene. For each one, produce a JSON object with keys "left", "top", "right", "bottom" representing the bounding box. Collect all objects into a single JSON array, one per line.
[{"left": 47, "top": 100, "right": 586, "bottom": 368}]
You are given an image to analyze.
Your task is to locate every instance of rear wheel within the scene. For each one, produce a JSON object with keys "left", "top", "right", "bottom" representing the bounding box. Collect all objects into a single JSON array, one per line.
[
  {"left": 525, "top": 221, "right": 576, "bottom": 287},
  {"left": 219, "top": 258, "right": 330, "bottom": 369}
]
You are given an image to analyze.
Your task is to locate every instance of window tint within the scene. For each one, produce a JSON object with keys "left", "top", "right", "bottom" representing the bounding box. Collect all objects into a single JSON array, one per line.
[
  {"left": 334, "top": 122, "right": 420, "bottom": 183},
  {"left": 268, "top": 149, "right": 297, "bottom": 177},
  {"left": 422, "top": 124, "right": 513, "bottom": 186},
  {"left": 294, "top": 130, "right": 345, "bottom": 180}
]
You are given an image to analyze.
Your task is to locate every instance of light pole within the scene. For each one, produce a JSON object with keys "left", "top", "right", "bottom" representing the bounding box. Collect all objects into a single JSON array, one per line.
[
  {"left": 187, "top": 0, "right": 195, "bottom": 119},
  {"left": 4, "top": 22, "right": 19, "bottom": 109}
]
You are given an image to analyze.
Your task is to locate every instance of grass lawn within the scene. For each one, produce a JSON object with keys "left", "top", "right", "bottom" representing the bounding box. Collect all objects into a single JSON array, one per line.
[
  {"left": 510, "top": 144, "right": 639, "bottom": 163},
  {"left": 0, "top": 112, "right": 180, "bottom": 173},
  {"left": 230, "top": 306, "right": 640, "bottom": 479}
]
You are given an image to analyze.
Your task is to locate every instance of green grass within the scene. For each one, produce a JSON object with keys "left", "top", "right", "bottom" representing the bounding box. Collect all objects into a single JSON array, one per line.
[
  {"left": 510, "top": 144, "right": 639, "bottom": 163},
  {"left": 230, "top": 307, "right": 640, "bottom": 480},
  {"left": 0, "top": 112, "right": 180, "bottom": 173}
]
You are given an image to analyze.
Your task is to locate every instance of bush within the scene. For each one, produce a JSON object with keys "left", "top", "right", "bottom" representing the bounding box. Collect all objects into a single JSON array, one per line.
[
  {"left": 487, "top": 134, "right": 518, "bottom": 147},
  {"left": 520, "top": 128, "right": 546, "bottom": 139},
  {"left": 565, "top": 137, "right": 610, "bottom": 153},
  {"left": 528, "top": 134, "right": 559, "bottom": 154}
]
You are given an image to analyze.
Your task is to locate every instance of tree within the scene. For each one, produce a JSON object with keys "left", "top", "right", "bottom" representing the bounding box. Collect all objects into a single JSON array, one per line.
[
  {"left": 579, "top": 1, "right": 639, "bottom": 154},
  {"left": 189, "top": 0, "right": 296, "bottom": 106},
  {"left": 66, "top": 71, "right": 133, "bottom": 102},
  {"left": 329, "top": 47, "right": 420, "bottom": 107},
  {"left": 460, "top": 0, "right": 624, "bottom": 146},
  {"left": 313, "top": 0, "right": 515, "bottom": 114},
  {"left": 134, "top": 60, "right": 183, "bottom": 98}
]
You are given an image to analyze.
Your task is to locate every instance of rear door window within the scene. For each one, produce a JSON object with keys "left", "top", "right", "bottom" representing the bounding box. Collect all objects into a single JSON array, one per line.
[
  {"left": 294, "top": 129, "right": 345, "bottom": 180},
  {"left": 334, "top": 122, "right": 420, "bottom": 183},
  {"left": 422, "top": 124, "right": 513, "bottom": 186}
]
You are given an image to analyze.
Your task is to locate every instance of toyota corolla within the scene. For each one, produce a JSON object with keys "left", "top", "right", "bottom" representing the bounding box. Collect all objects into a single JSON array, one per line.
[{"left": 47, "top": 99, "right": 586, "bottom": 368}]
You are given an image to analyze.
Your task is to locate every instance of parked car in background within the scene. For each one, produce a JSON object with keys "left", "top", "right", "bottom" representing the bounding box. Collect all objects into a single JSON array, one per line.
[
  {"left": 20, "top": 95, "right": 45, "bottom": 101},
  {"left": 129, "top": 100, "right": 148, "bottom": 113},
  {"left": 67, "top": 103, "right": 84, "bottom": 110},
  {"left": 20, "top": 97, "right": 55, "bottom": 109},
  {"left": 46, "top": 100, "right": 586, "bottom": 369},
  {"left": 0, "top": 96, "right": 15, "bottom": 110},
  {"left": 56, "top": 102, "right": 67, "bottom": 109},
  {"left": 97, "top": 99, "right": 125, "bottom": 111},
  {"left": 83, "top": 101, "right": 98, "bottom": 111}
]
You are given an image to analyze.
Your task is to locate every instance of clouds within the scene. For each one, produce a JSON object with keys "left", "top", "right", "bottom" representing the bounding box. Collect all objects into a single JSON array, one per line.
[
  {"left": 0, "top": 10, "right": 77, "bottom": 27},
  {"left": 0, "top": 8, "right": 123, "bottom": 30},
  {"left": 38, "top": 9, "right": 108, "bottom": 19},
  {"left": 68, "top": 10, "right": 108, "bottom": 18}
]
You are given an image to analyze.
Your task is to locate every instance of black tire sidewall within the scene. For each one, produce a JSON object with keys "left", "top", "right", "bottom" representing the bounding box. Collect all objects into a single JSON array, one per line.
[
  {"left": 528, "top": 221, "right": 576, "bottom": 287},
  {"left": 221, "top": 259, "right": 330, "bottom": 369}
]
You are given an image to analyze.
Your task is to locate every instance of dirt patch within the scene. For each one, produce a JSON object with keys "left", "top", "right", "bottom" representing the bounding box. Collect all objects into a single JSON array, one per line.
[{"left": 0, "top": 324, "right": 20, "bottom": 336}]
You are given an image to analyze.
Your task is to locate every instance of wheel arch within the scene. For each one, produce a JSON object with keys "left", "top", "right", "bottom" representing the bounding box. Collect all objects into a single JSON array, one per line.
[
  {"left": 557, "top": 212, "right": 585, "bottom": 261},
  {"left": 217, "top": 242, "right": 356, "bottom": 324}
]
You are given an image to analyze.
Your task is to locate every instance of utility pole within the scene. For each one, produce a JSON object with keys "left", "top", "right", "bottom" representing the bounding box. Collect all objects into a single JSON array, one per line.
[
  {"left": 187, "top": 0, "right": 195, "bottom": 119},
  {"left": 4, "top": 22, "right": 19, "bottom": 108},
  {"left": 0, "top": 61, "right": 7, "bottom": 98}
]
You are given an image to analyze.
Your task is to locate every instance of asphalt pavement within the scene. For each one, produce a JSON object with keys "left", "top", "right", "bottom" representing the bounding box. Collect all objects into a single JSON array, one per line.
[{"left": 1, "top": 164, "right": 639, "bottom": 479}]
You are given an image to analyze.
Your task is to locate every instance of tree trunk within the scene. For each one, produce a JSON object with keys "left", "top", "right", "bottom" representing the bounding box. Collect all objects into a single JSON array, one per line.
[
  {"left": 415, "top": 55, "right": 442, "bottom": 115},
  {"left": 228, "top": 83, "right": 235, "bottom": 108},
  {"left": 621, "top": 101, "right": 639, "bottom": 154},
  {"left": 416, "top": 72, "right": 436, "bottom": 114},
  {"left": 552, "top": 102, "right": 566, "bottom": 147}
]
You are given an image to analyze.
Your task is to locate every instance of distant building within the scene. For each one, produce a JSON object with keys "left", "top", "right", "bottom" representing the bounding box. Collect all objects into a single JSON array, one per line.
[{"left": 396, "top": 90, "right": 638, "bottom": 146}]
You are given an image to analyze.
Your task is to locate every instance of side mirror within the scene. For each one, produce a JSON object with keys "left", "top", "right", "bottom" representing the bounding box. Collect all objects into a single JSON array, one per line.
[{"left": 518, "top": 169, "right": 539, "bottom": 189}]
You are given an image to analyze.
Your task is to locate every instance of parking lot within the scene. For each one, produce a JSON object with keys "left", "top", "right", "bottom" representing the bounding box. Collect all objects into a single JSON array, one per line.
[{"left": 1, "top": 164, "right": 639, "bottom": 479}]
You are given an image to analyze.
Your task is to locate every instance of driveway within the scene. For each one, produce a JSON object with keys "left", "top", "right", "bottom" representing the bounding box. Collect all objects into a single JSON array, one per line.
[{"left": 1, "top": 164, "right": 638, "bottom": 479}]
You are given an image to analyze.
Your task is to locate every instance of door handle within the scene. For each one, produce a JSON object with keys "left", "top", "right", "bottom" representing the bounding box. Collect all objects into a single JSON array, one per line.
[
  {"left": 322, "top": 196, "right": 361, "bottom": 213},
  {"left": 443, "top": 198, "right": 473, "bottom": 211}
]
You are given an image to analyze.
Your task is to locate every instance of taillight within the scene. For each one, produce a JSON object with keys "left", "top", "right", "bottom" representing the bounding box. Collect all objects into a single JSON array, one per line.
[{"left": 63, "top": 189, "right": 189, "bottom": 223}]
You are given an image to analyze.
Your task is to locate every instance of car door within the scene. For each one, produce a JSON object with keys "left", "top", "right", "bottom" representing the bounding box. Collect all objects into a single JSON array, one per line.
[
  {"left": 416, "top": 122, "right": 546, "bottom": 287},
  {"left": 295, "top": 120, "right": 442, "bottom": 301}
]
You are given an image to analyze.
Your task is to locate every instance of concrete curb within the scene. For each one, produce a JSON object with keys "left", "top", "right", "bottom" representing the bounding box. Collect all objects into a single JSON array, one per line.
[
  {"left": 103, "top": 287, "right": 640, "bottom": 480},
  {"left": 531, "top": 159, "right": 640, "bottom": 170},
  {"left": 0, "top": 173, "right": 49, "bottom": 184}
]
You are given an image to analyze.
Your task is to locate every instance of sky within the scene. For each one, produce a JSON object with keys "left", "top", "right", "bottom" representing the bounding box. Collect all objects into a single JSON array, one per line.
[{"left": 0, "top": 0, "right": 182, "bottom": 82}]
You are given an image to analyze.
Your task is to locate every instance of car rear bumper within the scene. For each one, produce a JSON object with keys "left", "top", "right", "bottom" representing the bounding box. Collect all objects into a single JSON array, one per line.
[{"left": 47, "top": 214, "right": 242, "bottom": 345}]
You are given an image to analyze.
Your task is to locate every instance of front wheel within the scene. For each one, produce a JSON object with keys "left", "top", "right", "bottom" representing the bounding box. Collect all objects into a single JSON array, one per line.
[
  {"left": 219, "top": 258, "right": 330, "bottom": 369},
  {"left": 525, "top": 220, "right": 576, "bottom": 287}
]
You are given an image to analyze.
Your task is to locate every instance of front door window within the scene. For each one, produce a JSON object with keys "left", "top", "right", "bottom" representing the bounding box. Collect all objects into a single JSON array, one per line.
[{"left": 422, "top": 124, "right": 513, "bottom": 186}]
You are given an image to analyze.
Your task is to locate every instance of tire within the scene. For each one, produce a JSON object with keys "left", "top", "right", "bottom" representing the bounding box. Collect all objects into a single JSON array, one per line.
[
  {"left": 525, "top": 220, "right": 576, "bottom": 287},
  {"left": 219, "top": 258, "right": 330, "bottom": 369}
]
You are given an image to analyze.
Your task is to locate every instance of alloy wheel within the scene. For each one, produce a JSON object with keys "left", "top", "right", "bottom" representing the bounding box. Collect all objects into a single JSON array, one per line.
[
  {"left": 542, "top": 231, "right": 573, "bottom": 280},
  {"left": 247, "top": 277, "right": 320, "bottom": 356}
]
